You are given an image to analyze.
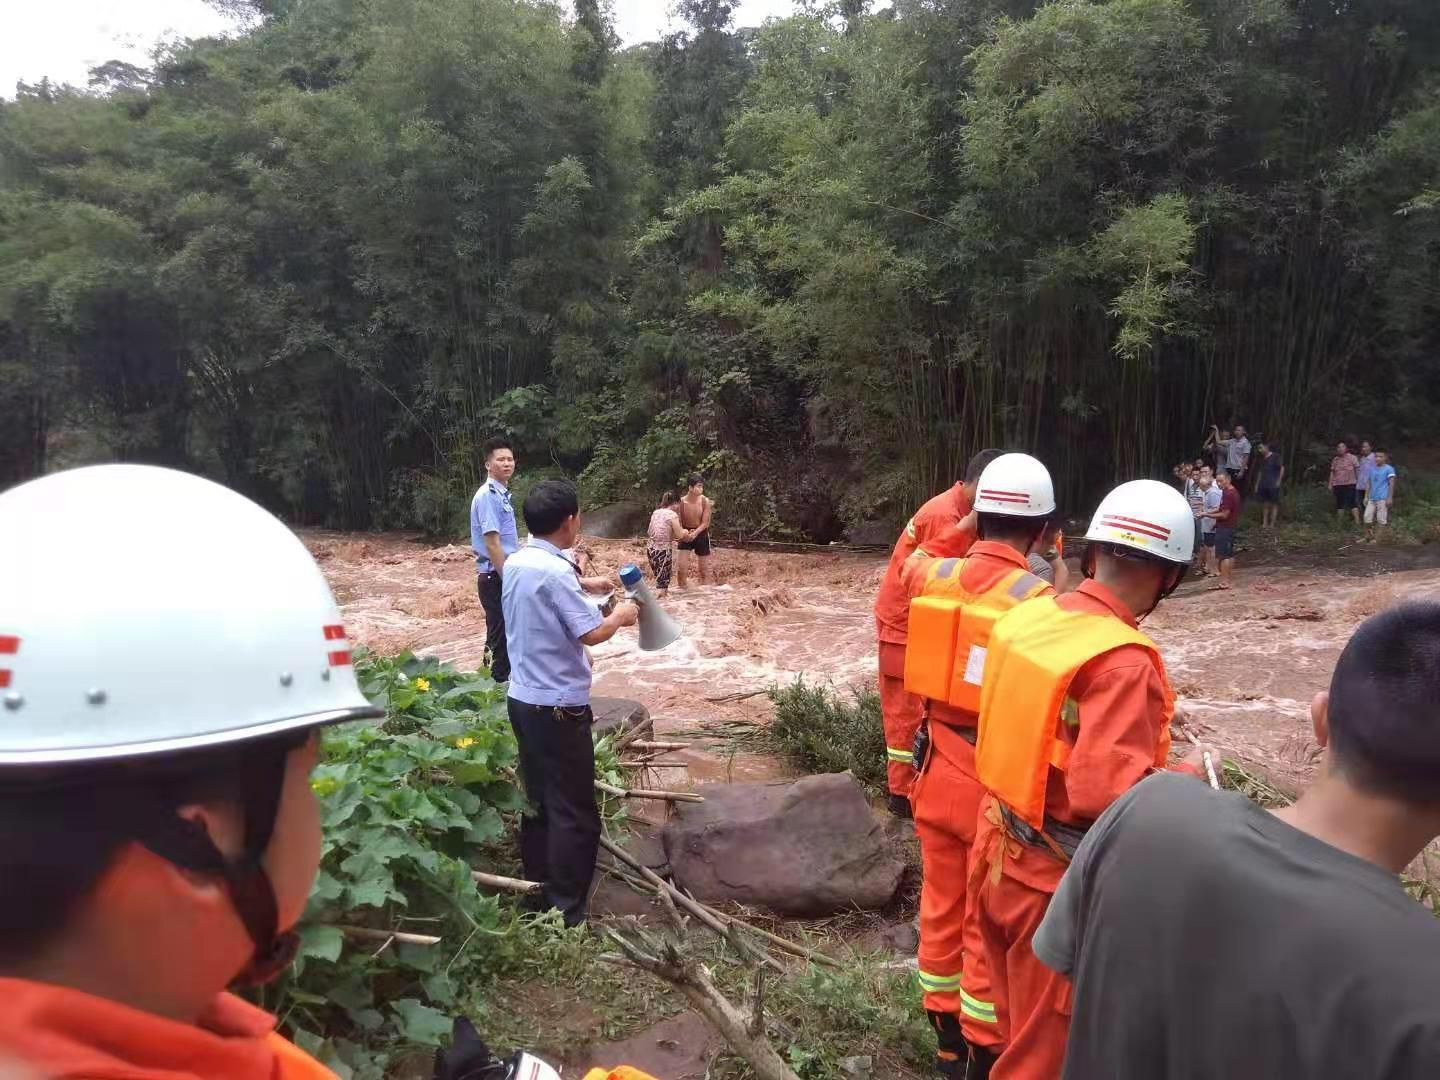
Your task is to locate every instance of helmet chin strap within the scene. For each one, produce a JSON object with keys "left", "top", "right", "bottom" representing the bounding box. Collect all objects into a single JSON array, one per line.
[
  {"left": 1083, "top": 544, "right": 1186, "bottom": 623},
  {"left": 134, "top": 743, "right": 299, "bottom": 988}
]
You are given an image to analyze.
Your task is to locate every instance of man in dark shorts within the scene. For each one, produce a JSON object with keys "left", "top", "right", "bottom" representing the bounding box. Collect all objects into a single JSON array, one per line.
[
  {"left": 1255, "top": 441, "right": 1284, "bottom": 527},
  {"left": 1206, "top": 468, "right": 1241, "bottom": 589},
  {"left": 1330, "top": 440, "right": 1360, "bottom": 524},
  {"left": 676, "top": 473, "right": 714, "bottom": 586},
  {"left": 1034, "top": 602, "right": 1440, "bottom": 1080}
]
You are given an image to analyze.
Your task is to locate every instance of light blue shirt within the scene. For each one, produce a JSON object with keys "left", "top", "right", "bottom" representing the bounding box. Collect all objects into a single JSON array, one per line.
[
  {"left": 1369, "top": 464, "right": 1396, "bottom": 502},
  {"left": 1357, "top": 452, "right": 1377, "bottom": 493},
  {"left": 501, "top": 539, "right": 604, "bottom": 707},
  {"left": 471, "top": 477, "right": 519, "bottom": 574},
  {"left": 1201, "top": 485, "right": 1222, "bottom": 534}
]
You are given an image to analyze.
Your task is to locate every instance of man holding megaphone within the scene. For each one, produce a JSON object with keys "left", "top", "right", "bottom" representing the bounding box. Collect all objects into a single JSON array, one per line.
[{"left": 501, "top": 479, "right": 639, "bottom": 926}]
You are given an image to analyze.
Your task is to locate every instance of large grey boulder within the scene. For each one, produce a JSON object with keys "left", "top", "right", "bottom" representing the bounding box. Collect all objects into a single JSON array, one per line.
[
  {"left": 663, "top": 772, "right": 904, "bottom": 916},
  {"left": 591, "top": 697, "right": 652, "bottom": 743}
]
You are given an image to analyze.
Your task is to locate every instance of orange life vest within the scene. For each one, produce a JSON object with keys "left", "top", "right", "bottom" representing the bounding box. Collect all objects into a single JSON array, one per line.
[
  {"left": 975, "top": 596, "right": 1174, "bottom": 830},
  {"left": 903, "top": 557, "right": 1050, "bottom": 715},
  {"left": 583, "top": 1070, "right": 660, "bottom": 1080}
]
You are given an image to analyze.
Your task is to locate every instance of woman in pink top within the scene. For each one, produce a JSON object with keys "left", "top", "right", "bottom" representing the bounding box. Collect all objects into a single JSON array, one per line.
[
  {"left": 1330, "top": 441, "right": 1361, "bottom": 524},
  {"left": 646, "top": 492, "right": 691, "bottom": 596}
]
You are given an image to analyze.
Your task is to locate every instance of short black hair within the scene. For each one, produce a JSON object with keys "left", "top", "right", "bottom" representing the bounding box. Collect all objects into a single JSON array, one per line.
[
  {"left": 1328, "top": 603, "right": 1440, "bottom": 803},
  {"left": 1375, "top": 447, "right": 1388, "bottom": 456},
  {"left": 964, "top": 449, "right": 1007, "bottom": 485},
  {"left": 687, "top": 473, "right": 704, "bottom": 488},
  {"left": 523, "top": 479, "right": 580, "bottom": 535},
  {"left": 976, "top": 511, "right": 1047, "bottom": 548},
  {"left": 0, "top": 735, "right": 296, "bottom": 968},
  {"left": 484, "top": 438, "right": 513, "bottom": 460}
]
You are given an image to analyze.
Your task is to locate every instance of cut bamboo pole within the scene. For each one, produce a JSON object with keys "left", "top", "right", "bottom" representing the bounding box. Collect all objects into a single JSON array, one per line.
[
  {"left": 595, "top": 779, "right": 703, "bottom": 803},
  {"left": 627, "top": 740, "right": 690, "bottom": 751},
  {"left": 326, "top": 925, "right": 442, "bottom": 946},
  {"left": 471, "top": 869, "right": 542, "bottom": 894}
]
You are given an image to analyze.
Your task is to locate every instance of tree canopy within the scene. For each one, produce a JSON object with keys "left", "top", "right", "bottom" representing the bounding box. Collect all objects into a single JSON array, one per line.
[{"left": 3, "top": 0, "right": 1438, "bottom": 536}]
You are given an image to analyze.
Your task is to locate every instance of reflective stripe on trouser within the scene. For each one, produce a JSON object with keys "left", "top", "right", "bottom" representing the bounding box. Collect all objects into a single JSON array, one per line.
[
  {"left": 971, "top": 798, "right": 1072, "bottom": 1080},
  {"left": 878, "top": 642, "right": 922, "bottom": 797},
  {"left": 913, "top": 726, "right": 1001, "bottom": 1049}
]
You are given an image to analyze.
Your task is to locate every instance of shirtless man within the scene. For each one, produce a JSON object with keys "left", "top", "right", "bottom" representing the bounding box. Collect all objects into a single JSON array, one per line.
[{"left": 676, "top": 473, "right": 714, "bottom": 586}]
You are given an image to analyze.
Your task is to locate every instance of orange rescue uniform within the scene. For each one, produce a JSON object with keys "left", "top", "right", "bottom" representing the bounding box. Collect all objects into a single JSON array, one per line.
[
  {"left": 902, "top": 543, "right": 1052, "bottom": 1061},
  {"left": 969, "top": 581, "right": 1185, "bottom": 1080},
  {"left": 0, "top": 979, "right": 658, "bottom": 1080},
  {"left": 874, "top": 484, "right": 977, "bottom": 797}
]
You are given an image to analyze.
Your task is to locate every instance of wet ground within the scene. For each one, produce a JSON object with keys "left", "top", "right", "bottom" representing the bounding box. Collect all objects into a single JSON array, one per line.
[{"left": 308, "top": 529, "right": 1440, "bottom": 797}]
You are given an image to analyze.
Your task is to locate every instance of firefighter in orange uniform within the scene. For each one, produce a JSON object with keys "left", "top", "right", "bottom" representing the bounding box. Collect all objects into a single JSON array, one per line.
[
  {"left": 874, "top": 448, "right": 1005, "bottom": 816},
  {"left": 969, "top": 480, "right": 1218, "bottom": 1080},
  {"left": 0, "top": 465, "right": 657, "bottom": 1080},
  {"left": 902, "top": 454, "right": 1059, "bottom": 1078}
]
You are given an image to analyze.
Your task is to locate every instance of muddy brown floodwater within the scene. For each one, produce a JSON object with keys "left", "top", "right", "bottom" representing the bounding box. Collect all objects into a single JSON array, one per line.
[{"left": 307, "top": 530, "right": 1440, "bottom": 797}]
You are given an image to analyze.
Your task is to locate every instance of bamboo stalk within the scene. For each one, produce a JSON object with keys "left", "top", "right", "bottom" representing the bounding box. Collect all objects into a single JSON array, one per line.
[
  {"left": 326, "top": 925, "right": 442, "bottom": 946},
  {"left": 628, "top": 741, "right": 691, "bottom": 751},
  {"left": 596, "top": 779, "right": 703, "bottom": 803},
  {"left": 472, "top": 869, "right": 542, "bottom": 894}
]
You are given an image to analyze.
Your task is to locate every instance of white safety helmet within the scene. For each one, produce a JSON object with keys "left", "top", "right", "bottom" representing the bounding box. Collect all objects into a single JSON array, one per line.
[
  {"left": 0, "top": 464, "right": 382, "bottom": 762},
  {"left": 0, "top": 464, "right": 383, "bottom": 985},
  {"left": 1084, "top": 479, "right": 1195, "bottom": 565},
  {"left": 972, "top": 453, "right": 1057, "bottom": 518}
]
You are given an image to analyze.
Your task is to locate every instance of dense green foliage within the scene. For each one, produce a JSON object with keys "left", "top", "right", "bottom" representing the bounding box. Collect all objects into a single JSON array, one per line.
[
  {"left": 256, "top": 651, "right": 526, "bottom": 1077},
  {"left": 766, "top": 677, "right": 888, "bottom": 792},
  {"left": 5, "top": 0, "right": 1440, "bottom": 534}
]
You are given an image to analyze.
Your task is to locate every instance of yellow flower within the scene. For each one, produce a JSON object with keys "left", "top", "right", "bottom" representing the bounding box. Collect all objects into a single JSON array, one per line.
[
  {"left": 414, "top": 677, "right": 431, "bottom": 692},
  {"left": 455, "top": 737, "right": 475, "bottom": 749}
]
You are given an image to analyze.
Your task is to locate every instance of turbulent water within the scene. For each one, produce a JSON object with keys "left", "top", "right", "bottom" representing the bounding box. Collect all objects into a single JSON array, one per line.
[{"left": 310, "top": 530, "right": 1440, "bottom": 795}]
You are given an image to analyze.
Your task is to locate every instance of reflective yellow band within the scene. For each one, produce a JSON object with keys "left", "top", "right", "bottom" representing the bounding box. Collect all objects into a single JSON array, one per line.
[
  {"left": 959, "top": 987, "right": 998, "bottom": 1023},
  {"left": 906, "top": 519, "right": 918, "bottom": 540},
  {"left": 887, "top": 746, "right": 914, "bottom": 763},
  {"left": 917, "top": 970, "right": 961, "bottom": 992}
]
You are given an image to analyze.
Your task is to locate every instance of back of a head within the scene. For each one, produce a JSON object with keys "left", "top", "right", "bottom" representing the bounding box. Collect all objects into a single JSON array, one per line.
[
  {"left": 964, "top": 448, "right": 1007, "bottom": 486},
  {"left": 1328, "top": 602, "right": 1440, "bottom": 803},
  {"left": 661, "top": 490, "right": 676, "bottom": 508},
  {"left": 524, "top": 479, "right": 580, "bottom": 536}
]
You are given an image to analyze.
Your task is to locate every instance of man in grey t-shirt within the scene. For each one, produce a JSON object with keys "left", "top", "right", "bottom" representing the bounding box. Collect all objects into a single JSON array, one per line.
[{"left": 1035, "top": 602, "right": 1440, "bottom": 1080}]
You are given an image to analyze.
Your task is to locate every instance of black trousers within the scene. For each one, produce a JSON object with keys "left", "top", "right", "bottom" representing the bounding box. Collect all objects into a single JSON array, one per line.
[
  {"left": 506, "top": 698, "right": 600, "bottom": 926},
  {"left": 477, "top": 572, "right": 510, "bottom": 683}
]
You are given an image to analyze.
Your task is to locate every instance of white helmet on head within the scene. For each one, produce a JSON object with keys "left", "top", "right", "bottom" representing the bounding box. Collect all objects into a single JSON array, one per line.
[
  {"left": 0, "top": 464, "right": 382, "bottom": 766},
  {"left": 1084, "top": 479, "right": 1195, "bottom": 565},
  {"left": 972, "top": 453, "right": 1057, "bottom": 518}
]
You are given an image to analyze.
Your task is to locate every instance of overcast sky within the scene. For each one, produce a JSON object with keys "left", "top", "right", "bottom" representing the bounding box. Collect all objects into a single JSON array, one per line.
[{"left": 1, "top": 0, "right": 798, "bottom": 97}]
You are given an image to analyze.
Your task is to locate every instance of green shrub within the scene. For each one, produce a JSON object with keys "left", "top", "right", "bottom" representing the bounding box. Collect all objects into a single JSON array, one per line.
[
  {"left": 765, "top": 678, "right": 888, "bottom": 793},
  {"left": 255, "top": 651, "right": 528, "bottom": 1079}
]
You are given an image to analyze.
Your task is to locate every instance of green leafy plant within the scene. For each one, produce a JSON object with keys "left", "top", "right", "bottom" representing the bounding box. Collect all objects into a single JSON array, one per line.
[
  {"left": 764, "top": 678, "right": 888, "bottom": 794},
  {"left": 256, "top": 651, "right": 528, "bottom": 1079}
]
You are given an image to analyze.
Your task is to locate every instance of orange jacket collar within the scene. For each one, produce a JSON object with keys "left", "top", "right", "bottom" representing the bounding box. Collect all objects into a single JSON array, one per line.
[
  {"left": 1071, "top": 579, "right": 1138, "bottom": 627},
  {"left": 965, "top": 541, "right": 1031, "bottom": 570},
  {"left": 0, "top": 978, "right": 332, "bottom": 1080}
]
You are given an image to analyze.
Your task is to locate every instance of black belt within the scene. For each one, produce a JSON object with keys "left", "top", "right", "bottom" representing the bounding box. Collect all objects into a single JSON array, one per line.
[{"left": 997, "top": 802, "right": 1089, "bottom": 861}]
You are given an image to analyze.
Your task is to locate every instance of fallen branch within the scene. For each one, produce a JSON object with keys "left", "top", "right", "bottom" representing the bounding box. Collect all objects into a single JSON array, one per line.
[
  {"left": 471, "top": 869, "right": 542, "bottom": 894},
  {"left": 595, "top": 779, "right": 704, "bottom": 803},
  {"left": 598, "top": 836, "right": 838, "bottom": 969},
  {"left": 627, "top": 740, "right": 691, "bottom": 751},
  {"left": 606, "top": 919, "right": 801, "bottom": 1080},
  {"left": 325, "top": 925, "right": 442, "bottom": 946},
  {"left": 705, "top": 689, "right": 767, "bottom": 704},
  {"left": 618, "top": 759, "right": 690, "bottom": 769}
]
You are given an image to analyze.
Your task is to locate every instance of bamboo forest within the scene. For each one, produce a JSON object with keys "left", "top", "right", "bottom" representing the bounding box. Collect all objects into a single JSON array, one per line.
[{"left": 3, "top": 0, "right": 1439, "bottom": 537}]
